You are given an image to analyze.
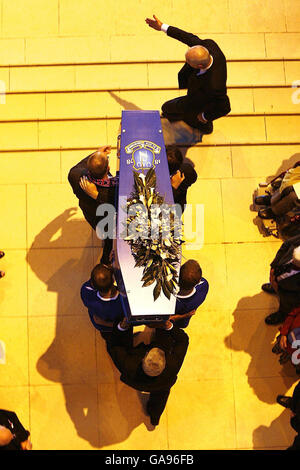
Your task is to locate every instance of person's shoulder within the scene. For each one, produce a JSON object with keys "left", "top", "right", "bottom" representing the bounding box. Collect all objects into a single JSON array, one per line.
[
  {"left": 0, "top": 408, "right": 14, "bottom": 417},
  {"left": 204, "top": 39, "right": 225, "bottom": 56},
  {"left": 180, "top": 162, "right": 197, "bottom": 183},
  {"left": 196, "top": 278, "right": 209, "bottom": 291},
  {"left": 197, "top": 277, "right": 209, "bottom": 287},
  {"left": 68, "top": 156, "right": 89, "bottom": 180},
  {"left": 80, "top": 280, "right": 96, "bottom": 297},
  {"left": 0, "top": 409, "right": 18, "bottom": 424},
  {"left": 290, "top": 233, "right": 300, "bottom": 246}
]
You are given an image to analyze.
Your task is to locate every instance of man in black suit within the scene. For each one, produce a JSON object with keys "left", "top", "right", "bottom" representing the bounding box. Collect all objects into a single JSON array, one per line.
[
  {"left": 167, "top": 145, "right": 197, "bottom": 213},
  {"left": 261, "top": 234, "right": 300, "bottom": 325},
  {"left": 68, "top": 145, "right": 118, "bottom": 264},
  {"left": 0, "top": 409, "right": 32, "bottom": 450},
  {"left": 146, "top": 15, "right": 231, "bottom": 134},
  {"left": 106, "top": 318, "right": 189, "bottom": 426}
]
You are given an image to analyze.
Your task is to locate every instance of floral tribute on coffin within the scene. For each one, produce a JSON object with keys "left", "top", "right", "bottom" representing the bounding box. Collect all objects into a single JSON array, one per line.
[{"left": 122, "top": 168, "right": 184, "bottom": 301}]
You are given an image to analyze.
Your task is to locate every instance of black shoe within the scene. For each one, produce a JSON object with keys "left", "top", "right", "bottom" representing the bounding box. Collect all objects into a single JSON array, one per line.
[
  {"left": 272, "top": 340, "right": 282, "bottom": 354},
  {"left": 258, "top": 207, "right": 276, "bottom": 220},
  {"left": 146, "top": 402, "right": 160, "bottom": 426},
  {"left": 261, "top": 283, "right": 276, "bottom": 294},
  {"left": 150, "top": 415, "right": 160, "bottom": 426},
  {"left": 255, "top": 195, "right": 271, "bottom": 206},
  {"left": 276, "top": 395, "right": 293, "bottom": 409},
  {"left": 265, "top": 311, "right": 286, "bottom": 325}
]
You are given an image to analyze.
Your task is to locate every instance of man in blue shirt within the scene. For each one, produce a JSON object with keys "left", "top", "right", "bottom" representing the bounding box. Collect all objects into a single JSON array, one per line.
[
  {"left": 81, "top": 264, "right": 125, "bottom": 340},
  {"left": 172, "top": 259, "right": 209, "bottom": 328}
]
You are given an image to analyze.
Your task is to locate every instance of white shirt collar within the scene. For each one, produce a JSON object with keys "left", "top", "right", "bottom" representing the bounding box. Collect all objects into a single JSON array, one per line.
[
  {"left": 97, "top": 291, "right": 119, "bottom": 301},
  {"left": 196, "top": 55, "right": 214, "bottom": 75},
  {"left": 176, "top": 287, "right": 196, "bottom": 299},
  {"left": 176, "top": 280, "right": 205, "bottom": 299}
]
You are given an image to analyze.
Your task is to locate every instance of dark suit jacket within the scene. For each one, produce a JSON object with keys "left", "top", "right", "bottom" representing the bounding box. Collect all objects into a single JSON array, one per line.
[
  {"left": 166, "top": 26, "right": 231, "bottom": 122},
  {"left": 270, "top": 234, "right": 300, "bottom": 293},
  {"left": 107, "top": 324, "right": 189, "bottom": 392},
  {"left": 68, "top": 155, "right": 118, "bottom": 230},
  {"left": 172, "top": 163, "right": 197, "bottom": 212},
  {"left": 0, "top": 409, "right": 30, "bottom": 450}
]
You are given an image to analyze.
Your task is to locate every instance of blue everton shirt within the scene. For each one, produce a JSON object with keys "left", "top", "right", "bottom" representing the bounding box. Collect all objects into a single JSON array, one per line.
[
  {"left": 81, "top": 280, "right": 124, "bottom": 332},
  {"left": 174, "top": 278, "right": 209, "bottom": 328}
]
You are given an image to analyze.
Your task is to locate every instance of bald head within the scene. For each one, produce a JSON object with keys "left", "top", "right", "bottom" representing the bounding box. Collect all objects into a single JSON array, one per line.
[
  {"left": 0, "top": 425, "right": 13, "bottom": 447},
  {"left": 142, "top": 347, "right": 166, "bottom": 377},
  {"left": 185, "top": 45, "right": 211, "bottom": 69},
  {"left": 87, "top": 151, "right": 108, "bottom": 179},
  {"left": 87, "top": 146, "right": 111, "bottom": 179}
]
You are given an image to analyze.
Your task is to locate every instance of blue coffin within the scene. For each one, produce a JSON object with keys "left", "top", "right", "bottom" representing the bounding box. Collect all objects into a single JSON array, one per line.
[{"left": 114, "top": 110, "right": 180, "bottom": 322}]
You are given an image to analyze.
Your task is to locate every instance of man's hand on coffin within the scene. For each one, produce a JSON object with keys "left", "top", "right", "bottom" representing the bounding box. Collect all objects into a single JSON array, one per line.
[
  {"left": 171, "top": 170, "right": 185, "bottom": 190},
  {"left": 79, "top": 176, "right": 99, "bottom": 200},
  {"left": 119, "top": 317, "right": 131, "bottom": 330}
]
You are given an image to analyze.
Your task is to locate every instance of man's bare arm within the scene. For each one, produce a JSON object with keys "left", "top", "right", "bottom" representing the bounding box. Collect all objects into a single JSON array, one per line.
[{"left": 171, "top": 310, "right": 196, "bottom": 322}]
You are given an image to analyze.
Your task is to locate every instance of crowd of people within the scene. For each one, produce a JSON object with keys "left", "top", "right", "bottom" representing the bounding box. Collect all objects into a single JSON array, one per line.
[
  {"left": 1, "top": 15, "right": 300, "bottom": 450},
  {"left": 255, "top": 162, "right": 300, "bottom": 239}
]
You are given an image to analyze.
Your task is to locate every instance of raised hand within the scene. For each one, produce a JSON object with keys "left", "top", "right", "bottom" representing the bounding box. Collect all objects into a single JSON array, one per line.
[
  {"left": 171, "top": 170, "right": 185, "bottom": 190},
  {"left": 145, "top": 14, "right": 163, "bottom": 31}
]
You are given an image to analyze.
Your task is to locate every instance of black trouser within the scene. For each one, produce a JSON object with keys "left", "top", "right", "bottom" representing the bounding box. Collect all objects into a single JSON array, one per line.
[
  {"left": 271, "top": 188, "right": 299, "bottom": 216},
  {"left": 100, "top": 238, "right": 113, "bottom": 265},
  {"left": 100, "top": 330, "right": 112, "bottom": 342},
  {"left": 81, "top": 207, "right": 113, "bottom": 265},
  {"left": 162, "top": 96, "right": 209, "bottom": 130},
  {"left": 289, "top": 383, "right": 300, "bottom": 450},
  {"left": 278, "top": 288, "right": 300, "bottom": 317},
  {"left": 147, "top": 389, "right": 170, "bottom": 423}
]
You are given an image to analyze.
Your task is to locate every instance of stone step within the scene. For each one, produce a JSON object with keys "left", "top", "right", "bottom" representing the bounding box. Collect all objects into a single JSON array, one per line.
[
  {"left": 1, "top": 32, "right": 300, "bottom": 66},
  {"left": 1, "top": 115, "right": 300, "bottom": 151},
  {"left": 0, "top": 0, "right": 298, "bottom": 41},
  {"left": 2, "top": 60, "right": 299, "bottom": 93},
  {"left": 0, "top": 87, "right": 300, "bottom": 121},
  {"left": 1, "top": 143, "right": 300, "bottom": 185}
]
